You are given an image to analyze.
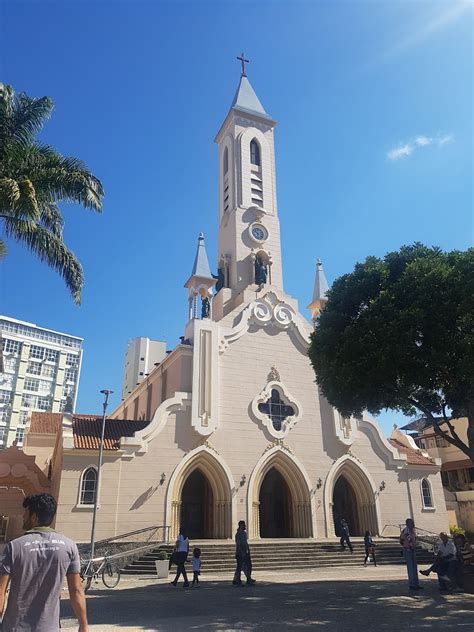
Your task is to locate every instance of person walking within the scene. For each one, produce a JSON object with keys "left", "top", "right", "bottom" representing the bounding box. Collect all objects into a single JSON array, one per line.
[
  {"left": 0, "top": 493, "right": 88, "bottom": 632},
  {"left": 171, "top": 527, "right": 189, "bottom": 588},
  {"left": 191, "top": 547, "right": 201, "bottom": 587},
  {"left": 340, "top": 519, "right": 353, "bottom": 553},
  {"left": 363, "top": 530, "right": 377, "bottom": 566},
  {"left": 232, "top": 521, "right": 255, "bottom": 586},
  {"left": 400, "top": 518, "right": 422, "bottom": 590}
]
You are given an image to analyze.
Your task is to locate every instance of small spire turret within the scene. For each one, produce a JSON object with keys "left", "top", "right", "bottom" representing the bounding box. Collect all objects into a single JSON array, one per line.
[
  {"left": 307, "top": 259, "right": 329, "bottom": 325},
  {"left": 184, "top": 233, "right": 215, "bottom": 321}
]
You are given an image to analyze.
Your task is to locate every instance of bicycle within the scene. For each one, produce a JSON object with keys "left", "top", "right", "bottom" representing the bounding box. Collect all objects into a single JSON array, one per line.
[{"left": 80, "top": 551, "right": 121, "bottom": 592}]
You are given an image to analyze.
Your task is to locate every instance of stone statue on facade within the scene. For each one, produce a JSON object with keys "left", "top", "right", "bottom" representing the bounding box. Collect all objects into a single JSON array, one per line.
[
  {"left": 213, "top": 268, "right": 225, "bottom": 293},
  {"left": 255, "top": 255, "right": 268, "bottom": 285},
  {"left": 201, "top": 296, "right": 210, "bottom": 319}
]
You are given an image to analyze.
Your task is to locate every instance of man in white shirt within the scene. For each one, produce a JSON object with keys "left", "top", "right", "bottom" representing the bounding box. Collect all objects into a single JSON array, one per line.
[{"left": 420, "top": 532, "right": 459, "bottom": 591}]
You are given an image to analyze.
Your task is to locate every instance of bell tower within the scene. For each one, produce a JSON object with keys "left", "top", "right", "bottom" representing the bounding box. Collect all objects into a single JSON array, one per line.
[{"left": 214, "top": 56, "right": 283, "bottom": 295}]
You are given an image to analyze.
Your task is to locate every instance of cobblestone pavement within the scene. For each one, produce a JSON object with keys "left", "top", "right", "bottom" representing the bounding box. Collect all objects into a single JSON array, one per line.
[{"left": 60, "top": 566, "right": 474, "bottom": 631}]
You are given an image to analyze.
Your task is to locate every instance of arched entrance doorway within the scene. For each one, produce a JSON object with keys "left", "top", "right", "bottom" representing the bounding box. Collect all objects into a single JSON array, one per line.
[
  {"left": 332, "top": 475, "right": 361, "bottom": 536},
  {"left": 180, "top": 469, "right": 213, "bottom": 539},
  {"left": 248, "top": 448, "right": 314, "bottom": 539},
  {"left": 259, "top": 468, "right": 292, "bottom": 538},
  {"left": 326, "top": 457, "right": 379, "bottom": 537},
  {"left": 168, "top": 448, "right": 233, "bottom": 541}
]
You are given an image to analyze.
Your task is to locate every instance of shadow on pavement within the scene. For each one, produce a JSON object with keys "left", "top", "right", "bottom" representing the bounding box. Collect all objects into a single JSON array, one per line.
[{"left": 60, "top": 578, "right": 474, "bottom": 631}]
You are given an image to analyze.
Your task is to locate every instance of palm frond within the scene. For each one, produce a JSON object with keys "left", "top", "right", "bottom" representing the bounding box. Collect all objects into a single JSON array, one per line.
[
  {"left": 0, "top": 177, "right": 21, "bottom": 209},
  {"left": 4, "top": 217, "right": 84, "bottom": 303},
  {"left": 10, "top": 93, "right": 53, "bottom": 147},
  {"left": 0, "top": 239, "right": 6, "bottom": 258},
  {"left": 39, "top": 201, "right": 64, "bottom": 237}
]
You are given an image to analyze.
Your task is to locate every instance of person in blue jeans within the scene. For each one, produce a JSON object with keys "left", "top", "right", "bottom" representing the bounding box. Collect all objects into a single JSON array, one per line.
[{"left": 400, "top": 518, "right": 423, "bottom": 590}]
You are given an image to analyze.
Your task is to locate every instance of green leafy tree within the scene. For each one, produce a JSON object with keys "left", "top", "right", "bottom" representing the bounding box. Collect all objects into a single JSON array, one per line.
[
  {"left": 309, "top": 244, "right": 474, "bottom": 461},
  {"left": 0, "top": 83, "right": 104, "bottom": 304}
]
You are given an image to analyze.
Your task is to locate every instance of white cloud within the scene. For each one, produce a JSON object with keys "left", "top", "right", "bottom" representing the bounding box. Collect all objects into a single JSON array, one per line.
[
  {"left": 438, "top": 134, "right": 454, "bottom": 146},
  {"left": 387, "top": 133, "right": 454, "bottom": 161},
  {"left": 415, "top": 136, "right": 432, "bottom": 146},
  {"left": 387, "top": 144, "right": 413, "bottom": 160}
]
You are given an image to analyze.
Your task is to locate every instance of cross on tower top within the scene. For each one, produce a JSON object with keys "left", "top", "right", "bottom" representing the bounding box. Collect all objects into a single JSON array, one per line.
[{"left": 237, "top": 52, "right": 249, "bottom": 77}]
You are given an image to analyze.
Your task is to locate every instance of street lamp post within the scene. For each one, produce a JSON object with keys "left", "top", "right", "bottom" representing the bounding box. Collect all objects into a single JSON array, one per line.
[{"left": 89, "top": 389, "right": 113, "bottom": 562}]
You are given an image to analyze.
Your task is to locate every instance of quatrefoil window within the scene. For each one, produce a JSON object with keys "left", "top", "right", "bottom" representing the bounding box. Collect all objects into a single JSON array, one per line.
[
  {"left": 258, "top": 389, "right": 295, "bottom": 431},
  {"left": 251, "top": 380, "right": 302, "bottom": 439}
]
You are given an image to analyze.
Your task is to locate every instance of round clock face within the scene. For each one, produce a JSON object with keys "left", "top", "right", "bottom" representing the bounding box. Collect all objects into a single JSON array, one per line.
[{"left": 251, "top": 225, "right": 268, "bottom": 241}]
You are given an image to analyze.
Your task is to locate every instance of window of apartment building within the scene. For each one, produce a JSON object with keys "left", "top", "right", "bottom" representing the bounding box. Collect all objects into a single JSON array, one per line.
[
  {"left": 19, "top": 410, "right": 29, "bottom": 424},
  {"left": 27, "top": 361, "right": 42, "bottom": 375},
  {"left": 24, "top": 378, "right": 40, "bottom": 392},
  {"left": 66, "top": 353, "right": 78, "bottom": 366},
  {"left": 21, "top": 393, "right": 36, "bottom": 408},
  {"left": 0, "top": 409, "right": 9, "bottom": 424},
  {"left": 3, "top": 339, "right": 21, "bottom": 354},
  {"left": 41, "top": 364, "right": 56, "bottom": 378},
  {"left": 0, "top": 427, "right": 7, "bottom": 444},
  {"left": 44, "top": 349, "right": 58, "bottom": 363},
  {"left": 421, "top": 478, "right": 434, "bottom": 508},
  {"left": 0, "top": 375, "right": 13, "bottom": 389},
  {"left": 38, "top": 380, "right": 52, "bottom": 394},
  {"left": 65, "top": 368, "right": 76, "bottom": 382},
  {"left": 37, "top": 396, "right": 51, "bottom": 411},
  {"left": 0, "top": 390, "right": 13, "bottom": 405},
  {"left": 29, "top": 345, "right": 45, "bottom": 360},
  {"left": 3, "top": 357, "right": 17, "bottom": 372},
  {"left": 15, "top": 426, "right": 25, "bottom": 444}
]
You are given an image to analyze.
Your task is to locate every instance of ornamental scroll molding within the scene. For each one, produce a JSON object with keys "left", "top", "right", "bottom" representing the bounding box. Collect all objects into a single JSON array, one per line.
[{"left": 218, "top": 291, "right": 310, "bottom": 354}]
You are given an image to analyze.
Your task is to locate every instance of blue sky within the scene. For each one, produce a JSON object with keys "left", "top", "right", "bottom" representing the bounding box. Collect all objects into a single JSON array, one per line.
[{"left": 1, "top": 1, "right": 472, "bottom": 434}]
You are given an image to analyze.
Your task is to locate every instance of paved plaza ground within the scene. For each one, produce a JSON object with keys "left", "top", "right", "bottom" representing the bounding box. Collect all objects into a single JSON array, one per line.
[{"left": 60, "top": 566, "right": 474, "bottom": 631}]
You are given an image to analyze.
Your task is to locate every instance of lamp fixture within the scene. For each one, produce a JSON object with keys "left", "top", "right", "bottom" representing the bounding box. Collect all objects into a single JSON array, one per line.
[
  {"left": 316, "top": 477, "right": 323, "bottom": 490},
  {"left": 160, "top": 473, "right": 166, "bottom": 486},
  {"left": 379, "top": 481, "right": 386, "bottom": 492},
  {"left": 240, "top": 474, "right": 247, "bottom": 487}
]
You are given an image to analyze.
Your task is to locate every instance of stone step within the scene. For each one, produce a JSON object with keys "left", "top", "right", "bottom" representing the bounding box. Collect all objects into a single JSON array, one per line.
[{"left": 123, "top": 539, "right": 433, "bottom": 575}]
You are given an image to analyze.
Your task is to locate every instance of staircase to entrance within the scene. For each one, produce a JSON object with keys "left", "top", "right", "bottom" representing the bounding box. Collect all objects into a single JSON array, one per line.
[{"left": 122, "top": 538, "right": 434, "bottom": 575}]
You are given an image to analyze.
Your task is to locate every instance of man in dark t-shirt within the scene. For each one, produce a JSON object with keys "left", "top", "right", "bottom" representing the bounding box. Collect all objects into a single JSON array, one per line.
[
  {"left": 0, "top": 493, "right": 88, "bottom": 632},
  {"left": 233, "top": 520, "right": 256, "bottom": 586}
]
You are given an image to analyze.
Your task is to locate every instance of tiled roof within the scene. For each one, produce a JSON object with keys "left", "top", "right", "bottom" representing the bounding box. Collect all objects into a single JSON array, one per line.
[
  {"left": 73, "top": 417, "right": 150, "bottom": 450},
  {"left": 388, "top": 438, "right": 435, "bottom": 466},
  {"left": 441, "top": 459, "right": 473, "bottom": 472},
  {"left": 28, "top": 411, "right": 150, "bottom": 451},
  {"left": 29, "top": 412, "right": 62, "bottom": 434}
]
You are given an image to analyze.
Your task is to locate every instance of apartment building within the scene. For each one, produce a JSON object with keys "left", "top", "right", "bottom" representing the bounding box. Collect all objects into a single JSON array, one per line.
[{"left": 0, "top": 315, "right": 83, "bottom": 448}]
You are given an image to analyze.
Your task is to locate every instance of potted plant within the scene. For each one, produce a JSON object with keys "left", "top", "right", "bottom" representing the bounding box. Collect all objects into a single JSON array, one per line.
[{"left": 155, "top": 549, "right": 169, "bottom": 579}]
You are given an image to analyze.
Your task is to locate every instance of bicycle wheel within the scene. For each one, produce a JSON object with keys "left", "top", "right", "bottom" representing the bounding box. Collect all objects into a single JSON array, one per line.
[{"left": 102, "top": 560, "right": 121, "bottom": 588}]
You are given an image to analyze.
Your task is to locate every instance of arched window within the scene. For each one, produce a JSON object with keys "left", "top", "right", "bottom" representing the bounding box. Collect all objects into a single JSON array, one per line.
[
  {"left": 80, "top": 467, "right": 97, "bottom": 505},
  {"left": 250, "top": 139, "right": 261, "bottom": 166},
  {"left": 223, "top": 147, "right": 229, "bottom": 174},
  {"left": 421, "top": 478, "right": 433, "bottom": 508}
]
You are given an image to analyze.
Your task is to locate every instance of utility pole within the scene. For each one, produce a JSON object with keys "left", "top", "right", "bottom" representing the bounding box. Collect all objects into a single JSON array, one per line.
[{"left": 89, "top": 389, "right": 113, "bottom": 561}]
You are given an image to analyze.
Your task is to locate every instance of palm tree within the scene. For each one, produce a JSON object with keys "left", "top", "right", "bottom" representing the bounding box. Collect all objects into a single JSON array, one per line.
[{"left": 0, "top": 83, "right": 104, "bottom": 304}]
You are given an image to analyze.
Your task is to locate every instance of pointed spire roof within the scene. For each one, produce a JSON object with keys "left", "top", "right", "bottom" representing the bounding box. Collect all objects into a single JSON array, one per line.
[
  {"left": 189, "top": 233, "right": 213, "bottom": 281},
  {"left": 311, "top": 259, "right": 329, "bottom": 303},
  {"left": 231, "top": 75, "right": 271, "bottom": 119}
]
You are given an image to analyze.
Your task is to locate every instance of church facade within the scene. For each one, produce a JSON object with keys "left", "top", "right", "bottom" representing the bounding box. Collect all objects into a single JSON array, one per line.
[{"left": 44, "top": 71, "right": 448, "bottom": 543}]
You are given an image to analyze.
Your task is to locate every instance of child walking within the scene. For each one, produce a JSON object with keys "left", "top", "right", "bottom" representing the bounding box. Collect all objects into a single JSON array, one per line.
[
  {"left": 363, "top": 530, "right": 377, "bottom": 566},
  {"left": 192, "top": 547, "right": 201, "bottom": 586}
]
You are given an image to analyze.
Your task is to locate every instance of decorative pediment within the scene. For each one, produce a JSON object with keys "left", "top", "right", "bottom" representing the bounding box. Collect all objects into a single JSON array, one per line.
[{"left": 219, "top": 291, "right": 310, "bottom": 354}]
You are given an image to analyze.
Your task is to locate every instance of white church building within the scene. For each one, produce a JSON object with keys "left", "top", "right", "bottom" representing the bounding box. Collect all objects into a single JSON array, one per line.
[{"left": 7, "top": 67, "right": 448, "bottom": 545}]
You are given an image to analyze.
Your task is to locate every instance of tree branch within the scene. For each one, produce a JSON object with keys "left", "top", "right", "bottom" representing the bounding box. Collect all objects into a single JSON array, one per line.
[{"left": 406, "top": 396, "right": 473, "bottom": 461}]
